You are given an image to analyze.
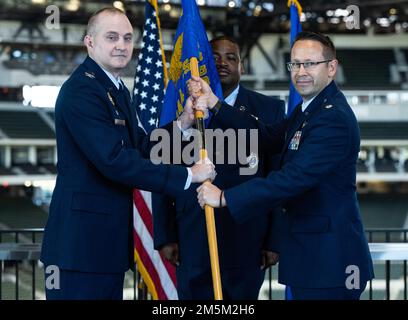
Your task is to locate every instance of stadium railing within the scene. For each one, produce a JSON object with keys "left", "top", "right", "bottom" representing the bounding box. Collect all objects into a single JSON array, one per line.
[{"left": 0, "top": 228, "right": 407, "bottom": 300}]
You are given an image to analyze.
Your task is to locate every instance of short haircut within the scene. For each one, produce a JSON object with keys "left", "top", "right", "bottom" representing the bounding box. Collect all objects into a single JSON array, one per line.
[
  {"left": 210, "top": 35, "right": 241, "bottom": 57},
  {"left": 86, "top": 7, "right": 126, "bottom": 36},
  {"left": 292, "top": 31, "right": 336, "bottom": 60}
]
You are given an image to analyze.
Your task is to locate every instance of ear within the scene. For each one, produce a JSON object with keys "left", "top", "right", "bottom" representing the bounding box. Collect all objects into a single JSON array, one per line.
[
  {"left": 84, "top": 35, "right": 93, "bottom": 48},
  {"left": 328, "top": 59, "right": 338, "bottom": 78},
  {"left": 239, "top": 61, "right": 244, "bottom": 75}
]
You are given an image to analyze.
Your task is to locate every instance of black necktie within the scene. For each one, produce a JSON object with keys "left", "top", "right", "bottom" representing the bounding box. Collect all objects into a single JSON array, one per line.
[{"left": 118, "top": 82, "right": 130, "bottom": 106}]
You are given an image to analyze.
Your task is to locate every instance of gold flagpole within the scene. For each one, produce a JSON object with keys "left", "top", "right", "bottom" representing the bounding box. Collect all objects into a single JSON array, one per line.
[{"left": 190, "top": 57, "right": 223, "bottom": 300}]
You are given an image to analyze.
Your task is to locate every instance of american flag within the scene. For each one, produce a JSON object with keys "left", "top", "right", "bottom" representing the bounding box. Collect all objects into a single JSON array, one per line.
[
  {"left": 133, "top": 2, "right": 166, "bottom": 131},
  {"left": 132, "top": 0, "right": 178, "bottom": 300}
]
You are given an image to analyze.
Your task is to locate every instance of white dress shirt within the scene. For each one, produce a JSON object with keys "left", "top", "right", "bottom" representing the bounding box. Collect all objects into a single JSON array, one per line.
[
  {"left": 100, "top": 67, "right": 122, "bottom": 90},
  {"left": 224, "top": 84, "right": 240, "bottom": 107},
  {"left": 301, "top": 95, "right": 317, "bottom": 112}
]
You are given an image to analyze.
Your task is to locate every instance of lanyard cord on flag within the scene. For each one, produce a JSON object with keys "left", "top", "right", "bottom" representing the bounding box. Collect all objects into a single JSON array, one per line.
[{"left": 287, "top": 0, "right": 302, "bottom": 16}]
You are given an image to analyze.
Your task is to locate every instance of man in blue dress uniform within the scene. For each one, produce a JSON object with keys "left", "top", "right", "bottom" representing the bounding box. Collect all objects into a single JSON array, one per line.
[
  {"left": 193, "top": 31, "right": 374, "bottom": 300},
  {"left": 40, "top": 7, "right": 215, "bottom": 300},
  {"left": 153, "top": 36, "right": 285, "bottom": 299}
]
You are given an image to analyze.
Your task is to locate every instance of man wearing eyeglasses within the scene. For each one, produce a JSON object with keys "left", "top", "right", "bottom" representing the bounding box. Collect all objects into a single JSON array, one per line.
[
  {"left": 190, "top": 31, "right": 374, "bottom": 300},
  {"left": 154, "top": 36, "right": 285, "bottom": 300}
]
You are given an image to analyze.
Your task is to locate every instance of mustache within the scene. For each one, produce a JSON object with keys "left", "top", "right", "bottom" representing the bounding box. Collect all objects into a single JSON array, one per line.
[
  {"left": 295, "top": 76, "right": 313, "bottom": 81},
  {"left": 216, "top": 65, "right": 230, "bottom": 73}
]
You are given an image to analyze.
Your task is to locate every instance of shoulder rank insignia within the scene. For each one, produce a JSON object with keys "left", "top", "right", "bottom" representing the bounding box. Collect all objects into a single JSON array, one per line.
[
  {"left": 325, "top": 104, "right": 333, "bottom": 109},
  {"left": 239, "top": 105, "right": 246, "bottom": 112},
  {"left": 84, "top": 72, "right": 95, "bottom": 79}
]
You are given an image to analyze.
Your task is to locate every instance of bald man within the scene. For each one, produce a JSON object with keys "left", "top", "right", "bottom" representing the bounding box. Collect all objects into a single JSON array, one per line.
[{"left": 40, "top": 7, "right": 214, "bottom": 300}]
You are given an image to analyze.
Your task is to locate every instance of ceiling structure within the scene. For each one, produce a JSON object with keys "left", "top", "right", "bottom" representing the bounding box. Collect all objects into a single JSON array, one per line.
[
  {"left": 0, "top": 0, "right": 407, "bottom": 76},
  {"left": 0, "top": 0, "right": 407, "bottom": 35}
]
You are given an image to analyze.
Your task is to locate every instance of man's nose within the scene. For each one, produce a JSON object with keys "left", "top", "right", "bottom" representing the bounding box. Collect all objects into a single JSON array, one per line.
[
  {"left": 216, "top": 58, "right": 227, "bottom": 67},
  {"left": 115, "top": 38, "right": 126, "bottom": 50},
  {"left": 297, "top": 63, "right": 308, "bottom": 75}
]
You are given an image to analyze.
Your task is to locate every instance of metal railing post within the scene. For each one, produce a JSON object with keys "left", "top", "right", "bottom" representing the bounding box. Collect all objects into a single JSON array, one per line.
[
  {"left": 32, "top": 231, "right": 36, "bottom": 300},
  {"left": 15, "top": 232, "right": 19, "bottom": 300},
  {"left": 385, "top": 231, "right": 390, "bottom": 300},
  {"left": 369, "top": 231, "right": 373, "bottom": 300},
  {"left": 0, "top": 260, "right": 2, "bottom": 300},
  {"left": 405, "top": 231, "right": 407, "bottom": 300},
  {"left": 268, "top": 267, "right": 272, "bottom": 300}
]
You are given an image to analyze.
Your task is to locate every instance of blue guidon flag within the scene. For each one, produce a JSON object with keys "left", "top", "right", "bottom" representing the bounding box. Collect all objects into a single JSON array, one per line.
[{"left": 160, "top": 0, "right": 223, "bottom": 127}]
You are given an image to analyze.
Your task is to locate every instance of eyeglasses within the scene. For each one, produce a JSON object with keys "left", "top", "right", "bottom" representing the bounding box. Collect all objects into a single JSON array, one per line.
[{"left": 286, "top": 60, "right": 332, "bottom": 72}]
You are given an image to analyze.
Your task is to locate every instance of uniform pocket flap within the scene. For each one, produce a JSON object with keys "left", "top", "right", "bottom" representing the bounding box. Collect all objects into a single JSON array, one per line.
[
  {"left": 291, "top": 215, "right": 330, "bottom": 233},
  {"left": 71, "top": 192, "right": 114, "bottom": 215}
]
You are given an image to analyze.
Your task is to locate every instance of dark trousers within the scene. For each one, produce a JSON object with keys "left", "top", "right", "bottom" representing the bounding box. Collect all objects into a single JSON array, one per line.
[
  {"left": 176, "top": 265, "right": 264, "bottom": 300},
  {"left": 45, "top": 268, "right": 125, "bottom": 300},
  {"left": 291, "top": 282, "right": 367, "bottom": 300}
]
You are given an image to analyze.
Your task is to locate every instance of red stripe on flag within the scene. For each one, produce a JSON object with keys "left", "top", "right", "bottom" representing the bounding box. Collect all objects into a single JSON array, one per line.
[
  {"left": 133, "top": 190, "right": 177, "bottom": 295},
  {"left": 133, "top": 189, "right": 153, "bottom": 237},
  {"left": 134, "top": 229, "right": 168, "bottom": 300}
]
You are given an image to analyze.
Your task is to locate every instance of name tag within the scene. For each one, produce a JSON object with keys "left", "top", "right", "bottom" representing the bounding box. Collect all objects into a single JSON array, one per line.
[
  {"left": 114, "top": 119, "right": 126, "bottom": 126},
  {"left": 288, "top": 131, "right": 302, "bottom": 150}
]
